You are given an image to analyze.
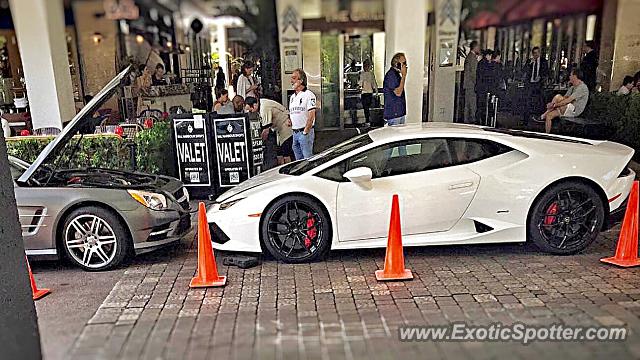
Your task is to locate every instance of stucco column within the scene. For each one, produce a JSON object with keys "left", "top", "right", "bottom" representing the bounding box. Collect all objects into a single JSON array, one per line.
[
  {"left": 216, "top": 24, "right": 228, "bottom": 88},
  {"left": 10, "top": 0, "right": 75, "bottom": 132},
  {"left": 598, "top": 0, "right": 640, "bottom": 92},
  {"left": 384, "top": 0, "right": 427, "bottom": 124},
  {"left": 428, "top": 0, "right": 462, "bottom": 122}
]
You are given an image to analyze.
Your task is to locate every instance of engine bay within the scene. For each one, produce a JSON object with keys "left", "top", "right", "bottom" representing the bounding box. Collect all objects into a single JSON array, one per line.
[{"left": 47, "top": 168, "right": 164, "bottom": 189}]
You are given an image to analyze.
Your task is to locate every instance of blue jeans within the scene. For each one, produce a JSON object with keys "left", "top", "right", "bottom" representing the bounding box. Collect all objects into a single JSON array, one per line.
[
  {"left": 385, "top": 115, "right": 406, "bottom": 126},
  {"left": 292, "top": 129, "right": 314, "bottom": 160}
]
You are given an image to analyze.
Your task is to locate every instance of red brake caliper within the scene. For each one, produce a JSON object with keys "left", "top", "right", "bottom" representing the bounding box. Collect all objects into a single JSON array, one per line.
[
  {"left": 304, "top": 212, "right": 317, "bottom": 249},
  {"left": 544, "top": 202, "right": 558, "bottom": 225}
]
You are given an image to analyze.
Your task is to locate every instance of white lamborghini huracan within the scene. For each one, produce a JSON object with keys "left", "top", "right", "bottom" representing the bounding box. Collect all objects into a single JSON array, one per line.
[{"left": 207, "top": 123, "right": 635, "bottom": 263}]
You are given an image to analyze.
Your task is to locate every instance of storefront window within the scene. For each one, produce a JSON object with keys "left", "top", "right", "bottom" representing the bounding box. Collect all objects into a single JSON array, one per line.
[
  {"left": 301, "top": 0, "right": 384, "bottom": 130},
  {"left": 343, "top": 34, "right": 373, "bottom": 126},
  {"left": 321, "top": 33, "right": 340, "bottom": 128},
  {"left": 586, "top": 15, "right": 597, "bottom": 41}
]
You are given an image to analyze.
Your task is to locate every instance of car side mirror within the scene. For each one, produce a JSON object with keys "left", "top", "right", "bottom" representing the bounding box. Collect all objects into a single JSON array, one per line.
[{"left": 343, "top": 167, "right": 373, "bottom": 184}]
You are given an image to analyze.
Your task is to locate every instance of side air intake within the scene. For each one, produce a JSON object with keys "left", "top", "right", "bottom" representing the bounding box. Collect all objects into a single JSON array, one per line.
[{"left": 474, "top": 220, "right": 494, "bottom": 233}]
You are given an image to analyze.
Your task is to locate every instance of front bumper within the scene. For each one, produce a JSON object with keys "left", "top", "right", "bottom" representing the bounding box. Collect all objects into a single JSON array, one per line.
[
  {"left": 206, "top": 203, "right": 263, "bottom": 253},
  {"left": 127, "top": 205, "right": 193, "bottom": 254}
]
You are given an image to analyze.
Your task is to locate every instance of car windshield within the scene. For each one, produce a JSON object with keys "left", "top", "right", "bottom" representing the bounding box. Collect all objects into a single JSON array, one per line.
[{"left": 281, "top": 134, "right": 373, "bottom": 175}]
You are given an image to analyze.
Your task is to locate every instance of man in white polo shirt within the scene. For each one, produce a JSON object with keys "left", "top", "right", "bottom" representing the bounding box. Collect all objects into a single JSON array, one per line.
[{"left": 288, "top": 68, "right": 316, "bottom": 160}]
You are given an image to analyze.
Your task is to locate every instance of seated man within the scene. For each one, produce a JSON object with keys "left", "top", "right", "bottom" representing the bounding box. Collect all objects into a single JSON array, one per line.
[
  {"left": 539, "top": 68, "right": 589, "bottom": 133},
  {"left": 617, "top": 76, "right": 635, "bottom": 96}
]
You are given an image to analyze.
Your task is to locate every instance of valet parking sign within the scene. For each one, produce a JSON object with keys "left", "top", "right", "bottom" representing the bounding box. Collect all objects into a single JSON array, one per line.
[
  {"left": 174, "top": 116, "right": 211, "bottom": 187},
  {"left": 214, "top": 117, "right": 250, "bottom": 187}
]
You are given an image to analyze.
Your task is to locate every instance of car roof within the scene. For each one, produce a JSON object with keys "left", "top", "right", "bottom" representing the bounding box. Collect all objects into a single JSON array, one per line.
[
  {"left": 367, "top": 123, "right": 496, "bottom": 142},
  {"left": 366, "top": 123, "right": 597, "bottom": 147}
]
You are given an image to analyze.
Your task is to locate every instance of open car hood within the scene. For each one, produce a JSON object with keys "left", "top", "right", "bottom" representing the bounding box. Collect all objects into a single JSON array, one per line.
[{"left": 17, "top": 66, "right": 132, "bottom": 184}]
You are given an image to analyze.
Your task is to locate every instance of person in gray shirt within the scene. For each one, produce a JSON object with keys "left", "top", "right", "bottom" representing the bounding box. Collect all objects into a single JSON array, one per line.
[{"left": 539, "top": 68, "right": 589, "bottom": 133}]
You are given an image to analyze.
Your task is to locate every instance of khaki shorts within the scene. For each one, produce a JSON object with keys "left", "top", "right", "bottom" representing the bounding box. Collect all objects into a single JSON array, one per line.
[{"left": 563, "top": 103, "right": 578, "bottom": 118}]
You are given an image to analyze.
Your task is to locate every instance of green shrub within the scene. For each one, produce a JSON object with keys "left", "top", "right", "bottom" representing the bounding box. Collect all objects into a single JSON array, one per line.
[
  {"left": 5, "top": 121, "right": 176, "bottom": 176},
  {"left": 135, "top": 121, "right": 176, "bottom": 176},
  {"left": 6, "top": 134, "right": 129, "bottom": 169},
  {"left": 585, "top": 92, "right": 640, "bottom": 159}
]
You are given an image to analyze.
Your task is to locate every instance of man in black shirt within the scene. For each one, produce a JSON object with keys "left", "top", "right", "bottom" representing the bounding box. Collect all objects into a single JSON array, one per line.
[
  {"left": 582, "top": 41, "right": 599, "bottom": 91},
  {"left": 475, "top": 49, "right": 494, "bottom": 123},
  {"left": 151, "top": 63, "right": 166, "bottom": 86},
  {"left": 523, "top": 47, "right": 549, "bottom": 122}
]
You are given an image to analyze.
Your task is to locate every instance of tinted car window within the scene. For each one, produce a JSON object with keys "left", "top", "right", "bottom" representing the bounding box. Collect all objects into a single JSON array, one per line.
[
  {"left": 317, "top": 138, "right": 453, "bottom": 181},
  {"left": 448, "top": 139, "right": 512, "bottom": 165},
  {"left": 281, "top": 134, "right": 373, "bottom": 176}
]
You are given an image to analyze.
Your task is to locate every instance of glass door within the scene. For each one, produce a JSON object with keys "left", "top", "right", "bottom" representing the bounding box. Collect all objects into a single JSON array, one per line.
[
  {"left": 342, "top": 33, "right": 377, "bottom": 128},
  {"left": 320, "top": 33, "right": 340, "bottom": 129}
]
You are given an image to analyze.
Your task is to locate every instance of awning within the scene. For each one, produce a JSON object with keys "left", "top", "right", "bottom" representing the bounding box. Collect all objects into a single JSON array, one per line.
[
  {"left": 465, "top": 10, "right": 501, "bottom": 29},
  {"left": 464, "top": 0, "right": 521, "bottom": 29},
  {"left": 465, "top": 0, "right": 602, "bottom": 29},
  {"left": 505, "top": 0, "right": 602, "bottom": 22}
]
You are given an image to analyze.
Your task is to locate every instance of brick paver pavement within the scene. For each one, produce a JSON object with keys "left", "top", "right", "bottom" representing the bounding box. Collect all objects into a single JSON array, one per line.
[{"left": 65, "top": 224, "right": 640, "bottom": 360}]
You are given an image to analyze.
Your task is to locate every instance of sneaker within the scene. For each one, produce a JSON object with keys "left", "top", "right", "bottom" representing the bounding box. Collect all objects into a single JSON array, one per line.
[{"left": 531, "top": 115, "right": 545, "bottom": 123}]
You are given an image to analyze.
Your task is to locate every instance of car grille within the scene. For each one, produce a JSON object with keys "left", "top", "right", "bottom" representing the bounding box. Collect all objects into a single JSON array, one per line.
[
  {"left": 173, "top": 187, "right": 190, "bottom": 211},
  {"left": 147, "top": 215, "right": 191, "bottom": 242}
]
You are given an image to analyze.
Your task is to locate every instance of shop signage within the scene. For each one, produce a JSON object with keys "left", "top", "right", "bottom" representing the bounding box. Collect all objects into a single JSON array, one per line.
[
  {"left": 249, "top": 116, "right": 264, "bottom": 173},
  {"left": 214, "top": 117, "right": 250, "bottom": 187},
  {"left": 276, "top": 0, "right": 302, "bottom": 101},
  {"left": 104, "top": 0, "right": 139, "bottom": 20},
  {"left": 173, "top": 116, "right": 211, "bottom": 187},
  {"left": 325, "top": 11, "right": 384, "bottom": 23},
  {"left": 435, "top": 0, "right": 461, "bottom": 68}
]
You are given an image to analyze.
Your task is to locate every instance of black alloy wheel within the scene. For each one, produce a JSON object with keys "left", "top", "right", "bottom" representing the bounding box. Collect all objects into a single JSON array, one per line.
[
  {"left": 261, "top": 195, "right": 331, "bottom": 263},
  {"left": 528, "top": 182, "right": 604, "bottom": 254}
]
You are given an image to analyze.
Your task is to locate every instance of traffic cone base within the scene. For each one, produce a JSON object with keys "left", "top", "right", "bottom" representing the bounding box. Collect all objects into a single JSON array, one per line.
[
  {"left": 26, "top": 257, "right": 50, "bottom": 300},
  {"left": 190, "top": 275, "right": 227, "bottom": 288},
  {"left": 600, "top": 257, "right": 640, "bottom": 268},
  {"left": 189, "top": 202, "right": 227, "bottom": 289},
  {"left": 376, "top": 194, "right": 413, "bottom": 282},
  {"left": 600, "top": 180, "right": 640, "bottom": 268},
  {"left": 32, "top": 288, "right": 51, "bottom": 300},
  {"left": 375, "top": 269, "right": 413, "bottom": 281}
]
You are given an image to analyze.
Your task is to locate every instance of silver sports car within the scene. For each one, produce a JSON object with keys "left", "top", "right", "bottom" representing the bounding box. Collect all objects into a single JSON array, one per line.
[{"left": 10, "top": 67, "right": 192, "bottom": 271}]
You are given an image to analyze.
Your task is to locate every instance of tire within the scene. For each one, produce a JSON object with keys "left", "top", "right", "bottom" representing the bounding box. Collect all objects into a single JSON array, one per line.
[
  {"left": 61, "top": 206, "right": 131, "bottom": 271},
  {"left": 261, "top": 195, "right": 332, "bottom": 263},
  {"left": 527, "top": 181, "right": 605, "bottom": 255}
]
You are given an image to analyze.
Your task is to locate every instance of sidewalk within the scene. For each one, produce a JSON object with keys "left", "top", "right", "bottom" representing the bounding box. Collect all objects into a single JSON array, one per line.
[{"left": 57, "top": 221, "right": 640, "bottom": 360}]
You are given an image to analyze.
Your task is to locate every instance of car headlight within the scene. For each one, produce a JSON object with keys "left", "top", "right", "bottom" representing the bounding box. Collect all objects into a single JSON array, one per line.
[
  {"left": 128, "top": 190, "right": 167, "bottom": 210},
  {"left": 219, "top": 198, "right": 244, "bottom": 210}
]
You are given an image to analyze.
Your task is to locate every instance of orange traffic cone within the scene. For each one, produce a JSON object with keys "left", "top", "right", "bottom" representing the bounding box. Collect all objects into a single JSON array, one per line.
[
  {"left": 26, "top": 257, "right": 50, "bottom": 300},
  {"left": 601, "top": 180, "right": 640, "bottom": 267},
  {"left": 375, "top": 195, "right": 413, "bottom": 281},
  {"left": 190, "top": 202, "right": 227, "bottom": 288}
]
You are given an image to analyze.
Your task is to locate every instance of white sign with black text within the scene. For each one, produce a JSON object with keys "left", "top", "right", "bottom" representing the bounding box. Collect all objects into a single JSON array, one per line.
[
  {"left": 213, "top": 117, "right": 251, "bottom": 187},
  {"left": 173, "top": 116, "right": 211, "bottom": 187}
]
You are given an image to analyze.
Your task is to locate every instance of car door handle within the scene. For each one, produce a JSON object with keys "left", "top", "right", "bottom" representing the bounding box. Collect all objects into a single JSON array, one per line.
[{"left": 448, "top": 182, "right": 474, "bottom": 190}]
